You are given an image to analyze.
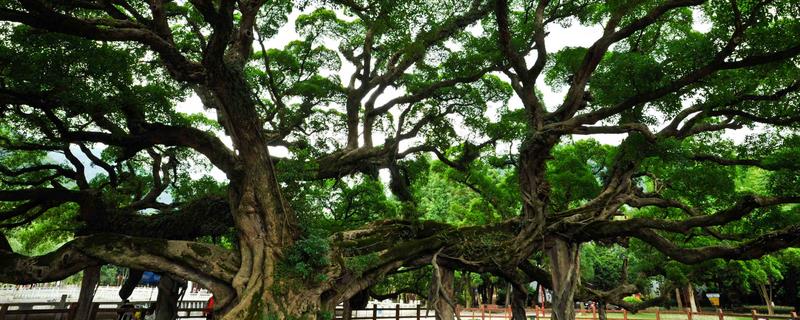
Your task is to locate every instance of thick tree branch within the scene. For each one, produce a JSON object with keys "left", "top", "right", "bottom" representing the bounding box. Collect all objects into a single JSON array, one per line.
[
  {"left": 574, "top": 195, "right": 800, "bottom": 239},
  {"left": 0, "top": 240, "right": 101, "bottom": 284},
  {"left": 552, "top": 0, "right": 706, "bottom": 121},
  {"left": 62, "top": 125, "right": 237, "bottom": 175},
  {"left": 691, "top": 154, "right": 799, "bottom": 170},
  {"left": 632, "top": 224, "right": 800, "bottom": 264}
]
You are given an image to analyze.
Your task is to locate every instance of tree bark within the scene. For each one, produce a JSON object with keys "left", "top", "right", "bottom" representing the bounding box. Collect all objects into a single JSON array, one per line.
[
  {"left": 342, "top": 300, "right": 353, "bottom": 320},
  {"left": 201, "top": 66, "right": 316, "bottom": 319},
  {"left": 548, "top": 239, "right": 581, "bottom": 320},
  {"left": 345, "top": 98, "right": 360, "bottom": 149},
  {"left": 120, "top": 269, "right": 144, "bottom": 300},
  {"left": 154, "top": 275, "right": 185, "bottom": 320},
  {"left": 675, "top": 288, "right": 683, "bottom": 309},
  {"left": 430, "top": 266, "right": 455, "bottom": 320},
  {"left": 758, "top": 283, "right": 774, "bottom": 315},
  {"left": 686, "top": 283, "right": 697, "bottom": 313},
  {"left": 511, "top": 283, "right": 529, "bottom": 320},
  {"left": 598, "top": 301, "right": 607, "bottom": 320},
  {"left": 76, "top": 266, "right": 101, "bottom": 320},
  {"left": 505, "top": 282, "right": 513, "bottom": 306},
  {"left": 464, "top": 273, "right": 473, "bottom": 308}
]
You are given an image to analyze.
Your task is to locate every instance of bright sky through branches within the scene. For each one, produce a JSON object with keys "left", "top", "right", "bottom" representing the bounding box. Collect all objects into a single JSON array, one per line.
[{"left": 173, "top": 7, "right": 747, "bottom": 184}]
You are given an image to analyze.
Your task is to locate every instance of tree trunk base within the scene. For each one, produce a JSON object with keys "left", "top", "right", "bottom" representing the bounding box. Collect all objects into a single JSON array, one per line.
[{"left": 548, "top": 239, "right": 580, "bottom": 320}]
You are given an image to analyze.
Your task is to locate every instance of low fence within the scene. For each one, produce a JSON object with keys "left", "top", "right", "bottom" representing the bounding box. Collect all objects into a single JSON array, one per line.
[
  {"left": 467, "top": 306, "right": 800, "bottom": 320},
  {"left": 569, "top": 306, "right": 800, "bottom": 320},
  {"left": 1, "top": 302, "right": 797, "bottom": 320},
  {"left": 336, "top": 304, "right": 431, "bottom": 320},
  {"left": 0, "top": 300, "right": 209, "bottom": 320},
  {"left": 334, "top": 305, "right": 800, "bottom": 320}
]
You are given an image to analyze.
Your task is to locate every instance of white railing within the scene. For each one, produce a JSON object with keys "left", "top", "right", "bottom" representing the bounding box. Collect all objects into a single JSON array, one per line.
[{"left": 0, "top": 285, "right": 211, "bottom": 304}]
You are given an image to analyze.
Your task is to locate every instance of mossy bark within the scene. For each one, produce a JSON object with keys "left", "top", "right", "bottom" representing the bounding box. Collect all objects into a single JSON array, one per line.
[
  {"left": 218, "top": 279, "right": 323, "bottom": 320},
  {"left": 201, "top": 60, "right": 323, "bottom": 320},
  {"left": 548, "top": 239, "right": 580, "bottom": 320},
  {"left": 430, "top": 266, "right": 455, "bottom": 320}
]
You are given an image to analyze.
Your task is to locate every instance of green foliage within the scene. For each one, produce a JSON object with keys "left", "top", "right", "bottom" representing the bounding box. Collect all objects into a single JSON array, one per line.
[
  {"left": 580, "top": 243, "right": 628, "bottom": 290},
  {"left": 6, "top": 203, "right": 80, "bottom": 255},
  {"left": 280, "top": 234, "right": 331, "bottom": 283},
  {"left": 731, "top": 257, "right": 783, "bottom": 293},
  {"left": 344, "top": 253, "right": 381, "bottom": 278},
  {"left": 547, "top": 140, "right": 611, "bottom": 211},
  {"left": 286, "top": 174, "right": 401, "bottom": 232},
  {"left": 622, "top": 295, "right": 643, "bottom": 304},
  {"left": 415, "top": 157, "right": 519, "bottom": 224},
  {"left": 545, "top": 47, "right": 590, "bottom": 90}
]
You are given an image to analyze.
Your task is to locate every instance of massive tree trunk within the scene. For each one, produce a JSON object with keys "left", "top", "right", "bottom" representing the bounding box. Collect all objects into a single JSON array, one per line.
[
  {"left": 217, "top": 213, "right": 313, "bottom": 319},
  {"left": 548, "top": 239, "right": 580, "bottom": 320},
  {"left": 675, "top": 288, "right": 683, "bottom": 309},
  {"left": 76, "top": 266, "right": 101, "bottom": 320},
  {"left": 202, "top": 64, "right": 317, "bottom": 319},
  {"left": 216, "top": 162, "right": 325, "bottom": 320}
]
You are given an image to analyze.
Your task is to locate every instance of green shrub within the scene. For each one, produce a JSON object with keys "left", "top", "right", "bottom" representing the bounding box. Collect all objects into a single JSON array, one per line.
[
  {"left": 281, "top": 234, "right": 330, "bottom": 282},
  {"left": 623, "top": 295, "right": 643, "bottom": 304}
]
